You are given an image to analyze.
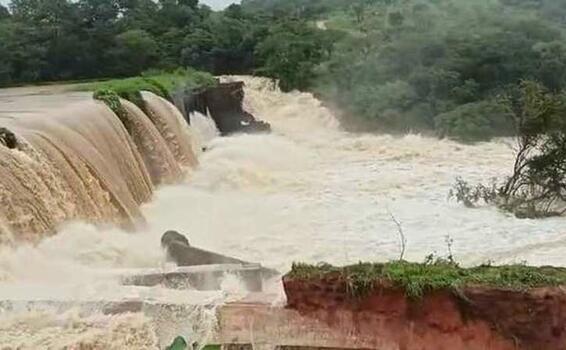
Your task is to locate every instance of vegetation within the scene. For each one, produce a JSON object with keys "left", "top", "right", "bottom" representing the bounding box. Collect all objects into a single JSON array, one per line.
[
  {"left": 93, "top": 89, "right": 126, "bottom": 116},
  {"left": 309, "top": 0, "right": 566, "bottom": 139},
  {"left": 0, "top": 0, "right": 329, "bottom": 91},
  {"left": 289, "top": 259, "right": 566, "bottom": 299},
  {"left": 450, "top": 81, "right": 566, "bottom": 218},
  {"left": 82, "top": 68, "right": 216, "bottom": 108},
  {"left": 3, "top": 0, "right": 566, "bottom": 140}
]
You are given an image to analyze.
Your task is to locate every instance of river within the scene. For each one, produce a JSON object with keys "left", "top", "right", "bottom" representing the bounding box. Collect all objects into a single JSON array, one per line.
[{"left": 0, "top": 76, "right": 565, "bottom": 348}]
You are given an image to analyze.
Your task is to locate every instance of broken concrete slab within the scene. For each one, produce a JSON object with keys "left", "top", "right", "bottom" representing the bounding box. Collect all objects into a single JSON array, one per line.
[{"left": 120, "top": 264, "right": 268, "bottom": 292}]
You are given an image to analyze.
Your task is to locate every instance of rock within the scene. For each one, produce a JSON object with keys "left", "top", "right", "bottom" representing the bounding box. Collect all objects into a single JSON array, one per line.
[
  {"left": 159, "top": 230, "right": 280, "bottom": 280},
  {"left": 161, "top": 230, "right": 190, "bottom": 248},
  {"left": 182, "top": 82, "right": 271, "bottom": 135},
  {"left": 0, "top": 127, "right": 17, "bottom": 149},
  {"left": 161, "top": 230, "right": 246, "bottom": 266}
]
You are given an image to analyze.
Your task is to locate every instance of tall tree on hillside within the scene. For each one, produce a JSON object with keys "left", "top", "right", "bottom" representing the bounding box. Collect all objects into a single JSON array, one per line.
[
  {"left": 116, "top": 0, "right": 159, "bottom": 32},
  {"left": 255, "top": 20, "right": 329, "bottom": 91},
  {"left": 0, "top": 4, "right": 10, "bottom": 19},
  {"left": 7, "top": 0, "right": 81, "bottom": 81},
  {"left": 0, "top": 20, "right": 15, "bottom": 84},
  {"left": 109, "top": 29, "right": 159, "bottom": 75}
]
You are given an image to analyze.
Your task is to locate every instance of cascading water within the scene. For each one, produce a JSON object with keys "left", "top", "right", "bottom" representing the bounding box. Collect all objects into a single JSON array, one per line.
[
  {"left": 0, "top": 87, "right": 222, "bottom": 348},
  {"left": 141, "top": 91, "right": 199, "bottom": 168},
  {"left": 1, "top": 77, "right": 566, "bottom": 348},
  {"left": 190, "top": 111, "right": 220, "bottom": 151},
  {"left": 120, "top": 100, "right": 183, "bottom": 185}
]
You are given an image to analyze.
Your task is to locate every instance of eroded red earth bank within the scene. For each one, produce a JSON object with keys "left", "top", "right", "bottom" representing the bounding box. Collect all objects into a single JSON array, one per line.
[{"left": 283, "top": 275, "right": 566, "bottom": 350}]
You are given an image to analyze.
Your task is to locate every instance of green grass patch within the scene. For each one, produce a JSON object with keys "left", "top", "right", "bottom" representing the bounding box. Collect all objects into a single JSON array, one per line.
[
  {"left": 288, "top": 260, "right": 566, "bottom": 299},
  {"left": 78, "top": 68, "right": 216, "bottom": 109},
  {"left": 202, "top": 346, "right": 220, "bottom": 350},
  {"left": 93, "top": 89, "right": 128, "bottom": 120}
]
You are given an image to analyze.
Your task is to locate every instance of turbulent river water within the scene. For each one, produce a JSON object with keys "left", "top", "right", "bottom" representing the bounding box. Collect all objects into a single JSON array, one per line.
[{"left": 0, "top": 76, "right": 565, "bottom": 348}]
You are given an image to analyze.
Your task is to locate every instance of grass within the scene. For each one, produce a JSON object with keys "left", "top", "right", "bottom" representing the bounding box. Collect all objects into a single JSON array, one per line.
[
  {"left": 78, "top": 68, "right": 217, "bottom": 109},
  {"left": 288, "top": 259, "right": 566, "bottom": 299}
]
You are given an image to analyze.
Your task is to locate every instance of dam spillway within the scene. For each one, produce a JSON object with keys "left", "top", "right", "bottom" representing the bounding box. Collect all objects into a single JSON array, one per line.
[
  {"left": 0, "top": 88, "right": 200, "bottom": 241},
  {"left": 1, "top": 77, "right": 566, "bottom": 348}
]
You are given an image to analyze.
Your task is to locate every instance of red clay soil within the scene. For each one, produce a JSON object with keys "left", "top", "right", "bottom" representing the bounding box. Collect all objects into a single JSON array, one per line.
[{"left": 282, "top": 275, "right": 566, "bottom": 350}]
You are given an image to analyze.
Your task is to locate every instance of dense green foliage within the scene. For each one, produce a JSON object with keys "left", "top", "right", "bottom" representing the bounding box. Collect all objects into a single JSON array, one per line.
[
  {"left": 0, "top": 0, "right": 230, "bottom": 83},
  {"left": 89, "top": 69, "right": 215, "bottom": 124},
  {"left": 82, "top": 68, "right": 216, "bottom": 104},
  {"left": 3, "top": 0, "right": 566, "bottom": 141},
  {"left": 289, "top": 260, "right": 566, "bottom": 299},
  {"left": 307, "top": 0, "right": 566, "bottom": 139},
  {"left": 0, "top": 0, "right": 330, "bottom": 92},
  {"left": 246, "top": 0, "right": 566, "bottom": 140},
  {"left": 451, "top": 81, "right": 566, "bottom": 218}
]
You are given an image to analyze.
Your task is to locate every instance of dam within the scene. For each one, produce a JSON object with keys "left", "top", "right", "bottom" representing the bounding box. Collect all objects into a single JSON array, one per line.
[{"left": 1, "top": 76, "right": 566, "bottom": 349}]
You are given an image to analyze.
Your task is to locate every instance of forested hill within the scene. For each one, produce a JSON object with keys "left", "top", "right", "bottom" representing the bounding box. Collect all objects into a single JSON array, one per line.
[
  {"left": 3, "top": 0, "right": 566, "bottom": 140},
  {"left": 0, "top": 0, "right": 338, "bottom": 86}
]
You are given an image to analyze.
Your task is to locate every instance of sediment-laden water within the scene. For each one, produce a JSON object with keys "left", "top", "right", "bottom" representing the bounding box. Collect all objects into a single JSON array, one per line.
[{"left": 0, "top": 77, "right": 565, "bottom": 348}]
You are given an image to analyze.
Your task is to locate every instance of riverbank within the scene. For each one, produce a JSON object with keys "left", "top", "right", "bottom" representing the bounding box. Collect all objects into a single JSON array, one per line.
[{"left": 282, "top": 261, "right": 566, "bottom": 349}]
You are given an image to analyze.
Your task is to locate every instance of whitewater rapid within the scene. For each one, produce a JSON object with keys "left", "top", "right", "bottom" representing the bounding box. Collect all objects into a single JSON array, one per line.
[{"left": 1, "top": 76, "right": 566, "bottom": 348}]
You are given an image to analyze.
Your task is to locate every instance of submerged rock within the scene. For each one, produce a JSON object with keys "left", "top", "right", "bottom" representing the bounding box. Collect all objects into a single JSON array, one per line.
[
  {"left": 161, "top": 229, "right": 190, "bottom": 247},
  {"left": 159, "top": 230, "right": 279, "bottom": 280},
  {"left": 0, "top": 127, "right": 17, "bottom": 149},
  {"left": 161, "top": 230, "right": 247, "bottom": 266}
]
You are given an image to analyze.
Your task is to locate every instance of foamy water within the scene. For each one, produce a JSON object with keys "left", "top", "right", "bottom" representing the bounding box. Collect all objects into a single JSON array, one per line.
[{"left": 1, "top": 76, "right": 566, "bottom": 348}]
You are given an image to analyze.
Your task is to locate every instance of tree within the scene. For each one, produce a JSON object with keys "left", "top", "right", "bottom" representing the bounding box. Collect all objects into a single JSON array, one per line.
[
  {"left": 498, "top": 82, "right": 566, "bottom": 217},
  {"left": 0, "top": 21, "right": 14, "bottom": 85},
  {"left": 255, "top": 20, "right": 329, "bottom": 91},
  {"left": 451, "top": 82, "right": 566, "bottom": 218},
  {"left": 315, "top": 0, "right": 566, "bottom": 139},
  {"left": 0, "top": 5, "right": 10, "bottom": 20},
  {"left": 110, "top": 29, "right": 158, "bottom": 76}
]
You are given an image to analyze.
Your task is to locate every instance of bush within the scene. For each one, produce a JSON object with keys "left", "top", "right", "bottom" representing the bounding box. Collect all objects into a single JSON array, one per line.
[
  {"left": 80, "top": 69, "right": 216, "bottom": 109},
  {"left": 451, "top": 81, "right": 566, "bottom": 218},
  {"left": 316, "top": 0, "right": 566, "bottom": 140},
  {"left": 435, "top": 100, "right": 514, "bottom": 141}
]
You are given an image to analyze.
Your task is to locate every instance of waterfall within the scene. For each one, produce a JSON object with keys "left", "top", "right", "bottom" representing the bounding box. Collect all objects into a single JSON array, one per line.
[
  {"left": 120, "top": 100, "right": 183, "bottom": 185},
  {"left": 4, "top": 76, "right": 566, "bottom": 349},
  {"left": 190, "top": 111, "right": 220, "bottom": 151},
  {"left": 0, "top": 93, "right": 202, "bottom": 241},
  {"left": 141, "top": 91, "right": 199, "bottom": 168}
]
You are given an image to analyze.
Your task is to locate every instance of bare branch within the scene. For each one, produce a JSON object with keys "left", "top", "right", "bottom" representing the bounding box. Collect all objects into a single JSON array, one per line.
[{"left": 387, "top": 209, "right": 406, "bottom": 261}]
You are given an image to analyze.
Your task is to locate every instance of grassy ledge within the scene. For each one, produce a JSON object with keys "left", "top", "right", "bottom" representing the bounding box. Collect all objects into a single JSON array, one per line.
[
  {"left": 288, "top": 261, "right": 566, "bottom": 299},
  {"left": 79, "top": 68, "right": 216, "bottom": 110}
]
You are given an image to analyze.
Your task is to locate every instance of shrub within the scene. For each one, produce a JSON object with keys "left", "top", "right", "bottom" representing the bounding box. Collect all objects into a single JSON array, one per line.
[
  {"left": 435, "top": 100, "right": 514, "bottom": 141},
  {"left": 81, "top": 69, "right": 216, "bottom": 110},
  {"left": 451, "top": 81, "right": 566, "bottom": 218}
]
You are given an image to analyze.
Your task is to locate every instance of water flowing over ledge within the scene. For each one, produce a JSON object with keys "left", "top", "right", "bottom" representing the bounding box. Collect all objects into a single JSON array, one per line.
[
  {"left": 0, "top": 92, "right": 201, "bottom": 242},
  {"left": 1, "top": 77, "right": 566, "bottom": 348}
]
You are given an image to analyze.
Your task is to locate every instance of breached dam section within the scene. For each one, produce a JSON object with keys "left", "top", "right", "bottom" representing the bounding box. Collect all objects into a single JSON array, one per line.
[{"left": 1, "top": 77, "right": 566, "bottom": 348}]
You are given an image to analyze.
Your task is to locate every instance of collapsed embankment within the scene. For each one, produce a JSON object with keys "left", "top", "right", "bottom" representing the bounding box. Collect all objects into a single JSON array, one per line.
[{"left": 283, "top": 263, "right": 566, "bottom": 350}]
